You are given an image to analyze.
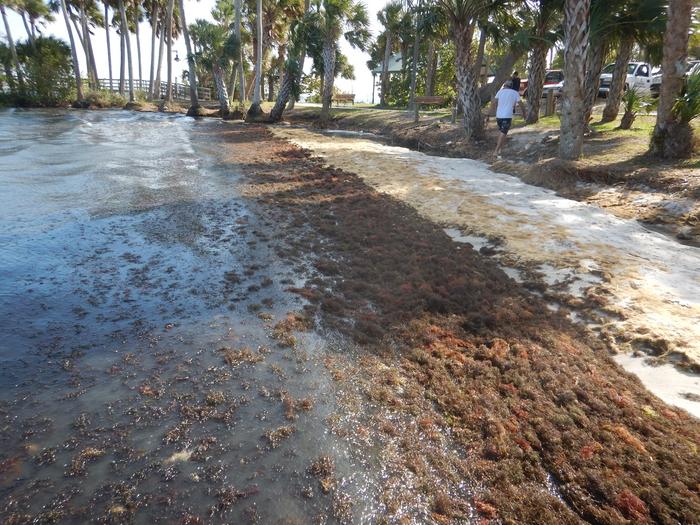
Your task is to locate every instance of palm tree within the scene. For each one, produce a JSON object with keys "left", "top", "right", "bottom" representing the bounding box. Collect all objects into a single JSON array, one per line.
[
  {"left": 559, "top": 0, "right": 590, "bottom": 160},
  {"left": 377, "top": 1, "right": 403, "bottom": 107},
  {"left": 104, "top": 0, "right": 114, "bottom": 89},
  {"left": 163, "top": 0, "right": 174, "bottom": 105},
  {"left": 316, "top": 0, "right": 370, "bottom": 122},
  {"left": 601, "top": 0, "right": 667, "bottom": 123},
  {"left": 650, "top": 0, "right": 694, "bottom": 158},
  {"left": 1, "top": 2, "right": 25, "bottom": 91},
  {"left": 177, "top": 0, "right": 201, "bottom": 114},
  {"left": 234, "top": 0, "right": 245, "bottom": 105},
  {"left": 524, "top": 0, "right": 561, "bottom": 124},
  {"left": 58, "top": 0, "right": 84, "bottom": 102},
  {"left": 246, "top": 0, "right": 264, "bottom": 118},
  {"left": 128, "top": 0, "right": 143, "bottom": 86},
  {"left": 437, "top": 0, "right": 497, "bottom": 139},
  {"left": 118, "top": 0, "right": 135, "bottom": 101}
]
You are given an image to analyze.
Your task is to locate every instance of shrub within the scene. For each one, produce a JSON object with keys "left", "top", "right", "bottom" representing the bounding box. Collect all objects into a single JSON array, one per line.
[
  {"left": 16, "top": 37, "right": 74, "bottom": 106},
  {"left": 84, "top": 89, "right": 128, "bottom": 108},
  {"left": 673, "top": 71, "right": 700, "bottom": 124}
]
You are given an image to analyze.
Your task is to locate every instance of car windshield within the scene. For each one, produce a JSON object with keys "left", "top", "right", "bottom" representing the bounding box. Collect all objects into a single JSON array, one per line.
[
  {"left": 602, "top": 64, "right": 615, "bottom": 74},
  {"left": 544, "top": 72, "right": 562, "bottom": 82},
  {"left": 628, "top": 63, "right": 638, "bottom": 74},
  {"left": 686, "top": 61, "right": 699, "bottom": 72}
]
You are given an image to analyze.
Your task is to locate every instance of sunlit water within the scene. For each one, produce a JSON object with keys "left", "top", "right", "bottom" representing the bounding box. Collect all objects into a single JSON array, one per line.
[{"left": 0, "top": 109, "right": 387, "bottom": 523}]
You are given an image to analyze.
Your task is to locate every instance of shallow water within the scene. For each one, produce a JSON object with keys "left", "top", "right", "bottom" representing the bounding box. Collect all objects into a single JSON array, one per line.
[
  {"left": 0, "top": 109, "right": 389, "bottom": 523},
  {"left": 272, "top": 125, "right": 700, "bottom": 418}
]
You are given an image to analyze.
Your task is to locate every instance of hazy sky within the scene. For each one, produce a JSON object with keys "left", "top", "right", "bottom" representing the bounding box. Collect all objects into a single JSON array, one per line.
[{"left": 2, "top": 0, "right": 387, "bottom": 103}]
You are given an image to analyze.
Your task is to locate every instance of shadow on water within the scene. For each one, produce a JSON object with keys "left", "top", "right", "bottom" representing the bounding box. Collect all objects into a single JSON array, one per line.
[{"left": 0, "top": 109, "right": 383, "bottom": 524}]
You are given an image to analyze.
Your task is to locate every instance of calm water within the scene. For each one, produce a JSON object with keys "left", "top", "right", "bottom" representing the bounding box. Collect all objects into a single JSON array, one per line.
[{"left": 0, "top": 109, "right": 382, "bottom": 523}]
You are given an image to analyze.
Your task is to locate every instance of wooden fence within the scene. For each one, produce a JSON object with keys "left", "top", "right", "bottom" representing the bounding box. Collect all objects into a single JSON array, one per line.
[{"left": 98, "top": 79, "right": 212, "bottom": 101}]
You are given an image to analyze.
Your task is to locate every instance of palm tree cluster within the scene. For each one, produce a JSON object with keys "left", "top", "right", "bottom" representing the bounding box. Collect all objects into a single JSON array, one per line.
[{"left": 1, "top": 0, "right": 697, "bottom": 156}]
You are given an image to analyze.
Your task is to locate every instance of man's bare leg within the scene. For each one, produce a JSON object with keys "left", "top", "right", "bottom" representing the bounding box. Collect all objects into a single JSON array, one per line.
[{"left": 495, "top": 133, "right": 506, "bottom": 156}]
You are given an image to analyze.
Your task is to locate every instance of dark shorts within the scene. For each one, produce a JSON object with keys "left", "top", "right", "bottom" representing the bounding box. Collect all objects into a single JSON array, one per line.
[{"left": 497, "top": 118, "right": 512, "bottom": 135}]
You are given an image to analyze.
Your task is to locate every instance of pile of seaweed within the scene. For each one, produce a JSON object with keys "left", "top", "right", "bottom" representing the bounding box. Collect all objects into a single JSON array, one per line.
[{"left": 225, "top": 123, "right": 700, "bottom": 525}]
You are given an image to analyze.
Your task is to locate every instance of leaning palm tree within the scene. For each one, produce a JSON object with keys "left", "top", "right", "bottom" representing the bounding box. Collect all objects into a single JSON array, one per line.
[
  {"left": 118, "top": 0, "right": 135, "bottom": 102},
  {"left": 601, "top": 0, "right": 667, "bottom": 123},
  {"left": 649, "top": 0, "right": 694, "bottom": 158},
  {"left": 0, "top": 2, "right": 25, "bottom": 91},
  {"left": 177, "top": 0, "right": 202, "bottom": 115},
  {"left": 104, "top": 0, "right": 114, "bottom": 89},
  {"left": 559, "top": 0, "right": 590, "bottom": 160},
  {"left": 377, "top": 1, "right": 403, "bottom": 107},
  {"left": 316, "top": 0, "right": 370, "bottom": 123},
  {"left": 57, "top": 0, "right": 84, "bottom": 102}
]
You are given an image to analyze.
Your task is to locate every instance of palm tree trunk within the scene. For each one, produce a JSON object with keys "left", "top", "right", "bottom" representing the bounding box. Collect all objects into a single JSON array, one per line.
[
  {"left": 177, "top": 0, "right": 200, "bottom": 113},
  {"left": 526, "top": 41, "right": 548, "bottom": 124},
  {"left": 559, "top": 0, "right": 590, "bottom": 160},
  {"left": 234, "top": 0, "right": 245, "bottom": 105},
  {"left": 409, "top": 17, "right": 421, "bottom": 109},
  {"left": 602, "top": 36, "right": 634, "bottom": 123},
  {"left": 21, "top": 12, "right": 35, "bottom": 46},
  {"left": 81, "top": 8, "right": 100, "bottom": 90},
  {"left": 583, "top": 38, "right": 607, "bottom": 125},
  {"left": 119, "top": 30, "right": 126, "bottom": 94},
  {"left": 0, "top": 5, "right": 24, "bottom": 92},
  {"left": 229, "top": 67, "right": 237, "bottom": 100},
  {"left": 165, "top": 0, "right": 174, "bottom": 103},
  {"left": 246, "top": 0, "right": 263, "bottom": 118},
  {"left": 320, "top": 39, "right": 336, "bottom": 122},
  {"left": 118, "top": 0, "right": 135, "bottom": 102},
  {"left": 380, "top": 31, "right": 392, "bottom": 106},
  {"left": 134, "top": 8, "right": 143, "bottom": 85},
  {"left": 426, "top": 40, "right": 436, "bottom": 96},
  {"left": 472, "top": 25, "right": 486, "bottom": 83},
  {"left": 213, "top": 62, "right": 230, "bottom": 114},
  {"left": 58, "top": 0, "right": 83, "bottom": 102},
  {"left": 650, "top": 0, "right": 693, "bottom": 158},
  {"left": 154, "top": 18, "right": 165, "bottom": 98},
  {"left": 454, "top": 21, "right": 481, "bottom": 139},
  {"left": 105, "top": 3, "right": 113, "bottom": 90},
  {"left": 148, "top": 2, "right": 157, "bottom": 98}
]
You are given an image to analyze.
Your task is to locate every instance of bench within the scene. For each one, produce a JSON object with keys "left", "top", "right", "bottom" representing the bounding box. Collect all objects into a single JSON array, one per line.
[
  {"left": 333, "top": 94, "right": 355, "bottom": 106},
  {"left": 414, "top": 95, "right": 447, "bottom": 122}
]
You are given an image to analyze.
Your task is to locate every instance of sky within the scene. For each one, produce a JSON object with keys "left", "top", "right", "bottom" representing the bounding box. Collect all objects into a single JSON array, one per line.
[{"left": 1, "top": 0, "right": 387, "bottom": 103}]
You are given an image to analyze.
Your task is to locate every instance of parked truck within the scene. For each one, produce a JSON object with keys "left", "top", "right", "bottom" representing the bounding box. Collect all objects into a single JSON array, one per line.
[{"left": 598, "top": 61, "right": 654, "bottom": 97}]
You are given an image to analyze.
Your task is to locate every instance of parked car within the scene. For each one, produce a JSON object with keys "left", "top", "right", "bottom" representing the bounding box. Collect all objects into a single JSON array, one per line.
[
  {"left": 540, "top": 69, "right": 564, "bottom": 98},
  {"left": 599, "top": 61, "right": 653, "bottom": 97},
  {"left": 651, "top": 59, "right": 699, "bottom": 97}
]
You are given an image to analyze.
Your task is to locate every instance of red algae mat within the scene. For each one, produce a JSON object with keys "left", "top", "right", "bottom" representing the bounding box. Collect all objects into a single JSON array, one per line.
[{"left": 223, "top": 123, "right": 700, "bottom": 525}]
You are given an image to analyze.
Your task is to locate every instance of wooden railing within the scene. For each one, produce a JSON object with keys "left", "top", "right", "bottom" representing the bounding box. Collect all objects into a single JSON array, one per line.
[{"left": 98, "top": 79, "right": 211, "bottom": 101}]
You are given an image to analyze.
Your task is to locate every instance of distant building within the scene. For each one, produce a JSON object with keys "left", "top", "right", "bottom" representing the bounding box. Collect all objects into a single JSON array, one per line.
[{"left": 370, "top": 53, "right": 403, "bottom": 104}]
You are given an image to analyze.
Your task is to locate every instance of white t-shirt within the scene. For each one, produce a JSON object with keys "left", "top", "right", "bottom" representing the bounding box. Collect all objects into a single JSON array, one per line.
[{"left": 495, "top": 88, "right": 521, "bottom": 119}]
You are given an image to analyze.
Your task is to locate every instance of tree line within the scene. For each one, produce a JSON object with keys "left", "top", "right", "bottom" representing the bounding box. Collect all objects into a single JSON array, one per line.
[{"left": 1, "top": 0, "right": 699, "bottom": 159}]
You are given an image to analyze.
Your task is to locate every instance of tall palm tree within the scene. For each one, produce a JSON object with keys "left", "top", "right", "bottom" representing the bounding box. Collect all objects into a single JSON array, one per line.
[
  {"left": 559, "top": 0, "right": 590, "bottom": 160},
  {"left": 104, "top": 0, "right": 114, "bottom": 88},
  {"left": 128, "top": 0, "right": 143, "bottom": 85},
  {"left": 58, "top": 0, "right": 84, "bottom": 101},
  {"left": 118, "top": 0, "right": 135, "bottom": 101},
  {"left": 650, "top": 0, "right": 693, "bottom": 158},
  {"left": 234, "top": 0, "right": 245, "bottom": 105},
  {"left": 524, "top": 0, "right": 561, "bottom": 124},
  {"left": 316, "top": 0, "right": 370, "bottom": 122},
  {"left": 147, "top": 0, "right": 158, "bottom": 96},
  {"left": 437, "top": 0, "right": 497, "bottom": 139},
  {"left": 177, "top": 0, "right": 201, "bottom": 114},
  {"left": 377, "top": 1, "right": 403, "bottom": 107},
  {"left": 163, "top": 0, "right": 174, "bottom": 105},
  {"left": 1, "top": 2, "right": 25, "bottom": 91},
  {"left": 246, "top": 0, "right": 263, "bottom": 118}
]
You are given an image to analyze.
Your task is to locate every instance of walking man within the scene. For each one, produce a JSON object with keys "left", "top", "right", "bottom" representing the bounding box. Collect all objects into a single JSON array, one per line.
[{"left": 494, "top": 80, "right": 522, "bottom": 158}]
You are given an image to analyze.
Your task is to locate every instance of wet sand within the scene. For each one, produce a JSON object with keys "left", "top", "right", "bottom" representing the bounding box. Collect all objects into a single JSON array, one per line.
[{"left": 1, "top": 110, "right": 700, "bottom": 524}]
